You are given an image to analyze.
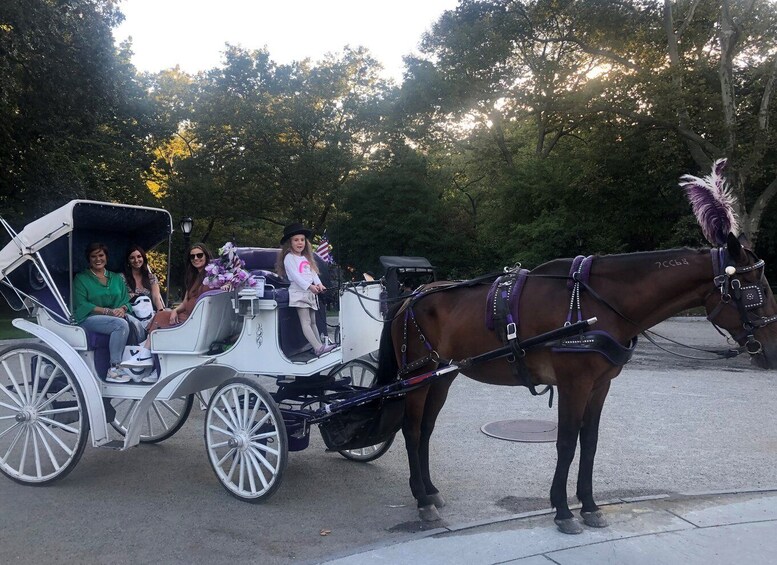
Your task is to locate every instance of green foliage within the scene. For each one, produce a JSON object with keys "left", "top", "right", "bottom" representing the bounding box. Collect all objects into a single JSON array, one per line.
[
  {"left": 158, "top": 46, "right": 394, "bottom": 247},
  {"left": 0, "top": 0, "right": 162, "bottom": 226},
  {"left": 2, "top": 0, "right": 776, "bottom": 292},
  {"left": 331, "top": 149, "right": 455, "bottom": 275}
]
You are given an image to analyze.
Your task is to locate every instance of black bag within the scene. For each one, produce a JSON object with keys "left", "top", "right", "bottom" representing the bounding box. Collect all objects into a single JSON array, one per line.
[{"left": 318, "top": 396, "right": 405, "bottom": 451}]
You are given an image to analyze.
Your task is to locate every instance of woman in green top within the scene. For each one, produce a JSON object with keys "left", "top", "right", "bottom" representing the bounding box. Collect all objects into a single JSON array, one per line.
[{"left": 73, "top": 242, "right": 137, "bottom": 383}]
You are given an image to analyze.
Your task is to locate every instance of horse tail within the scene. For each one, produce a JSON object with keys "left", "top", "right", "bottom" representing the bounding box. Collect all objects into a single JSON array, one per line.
[{"left": 374, "top": 304, "right": 401, "bottom": 387}]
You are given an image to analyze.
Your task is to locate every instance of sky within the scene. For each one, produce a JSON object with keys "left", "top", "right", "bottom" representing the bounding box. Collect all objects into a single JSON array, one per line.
[{"left": 113, "top": 0, "right": 460, "bottom": 82}]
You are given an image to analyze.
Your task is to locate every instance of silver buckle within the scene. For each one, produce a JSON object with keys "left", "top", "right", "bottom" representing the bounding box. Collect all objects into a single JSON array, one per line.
[{"left": 506, "top": 322, "right": 517, "bottom": 341}]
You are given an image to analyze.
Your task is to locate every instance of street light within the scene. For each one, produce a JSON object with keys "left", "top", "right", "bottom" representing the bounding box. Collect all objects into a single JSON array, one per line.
[
  {"left": 179, "top": 216, "right": 193, "bottom": 249},
  {"left": 179, "top": 217, "right": 193, "bottom": 298}
]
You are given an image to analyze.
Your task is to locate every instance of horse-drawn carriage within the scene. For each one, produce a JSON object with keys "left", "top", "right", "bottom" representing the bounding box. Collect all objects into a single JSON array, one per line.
[
  {"left": 0, "top": 200, "right": 407, "bottom": 501},
  {"left": 4, "top": 160, "right": 776, "bottom": 534}
]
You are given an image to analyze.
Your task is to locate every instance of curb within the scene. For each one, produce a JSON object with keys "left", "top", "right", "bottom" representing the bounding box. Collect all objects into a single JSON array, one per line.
[{"left": 320, "top": 486, "right": 777, "bottom": 564}]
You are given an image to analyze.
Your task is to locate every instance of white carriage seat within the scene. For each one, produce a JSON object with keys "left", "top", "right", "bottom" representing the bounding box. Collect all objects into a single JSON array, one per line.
[{"left": 150, "top": 290, "right": 238, "bottom": 354}]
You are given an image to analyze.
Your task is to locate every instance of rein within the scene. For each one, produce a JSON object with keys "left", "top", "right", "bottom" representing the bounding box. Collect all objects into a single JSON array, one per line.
[{"left": 340, "top": 274, "right": 498, "bottom": 325}]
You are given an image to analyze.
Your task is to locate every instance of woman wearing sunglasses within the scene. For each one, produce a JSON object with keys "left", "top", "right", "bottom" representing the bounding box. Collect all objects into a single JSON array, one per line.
[
  {"left": 122, "top": 243, "right": 213, "bottom": 379},
  {"left": 145, "top": 243, "right": 212, "bottom": 330}
]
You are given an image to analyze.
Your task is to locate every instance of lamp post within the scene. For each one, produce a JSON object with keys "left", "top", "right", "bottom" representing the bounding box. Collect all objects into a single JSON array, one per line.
[
  {"left": 180, "top": 217, "right": 193, "bottom": 249},
  {"left": 179, "top": 217, "right": 193, "bottom": 298}
]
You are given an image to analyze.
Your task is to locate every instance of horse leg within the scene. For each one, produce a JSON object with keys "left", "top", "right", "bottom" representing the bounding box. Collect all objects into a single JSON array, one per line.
[
  {"left": 550, "top": 381, "right": 593, "bottom": 535},
  {"left": 576, "top": 379, "right": 612, "bottom": 528},
  {"left": 418, "top": 379, "right": 454, "bottom": 511},
  {"left": 401, "top": 386, "right": 442, "bottom": 521}
]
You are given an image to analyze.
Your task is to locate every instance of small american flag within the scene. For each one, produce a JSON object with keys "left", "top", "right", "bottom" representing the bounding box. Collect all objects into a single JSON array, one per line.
[{"left": 315, "top": 232, "right": 334, "bottom": 263}]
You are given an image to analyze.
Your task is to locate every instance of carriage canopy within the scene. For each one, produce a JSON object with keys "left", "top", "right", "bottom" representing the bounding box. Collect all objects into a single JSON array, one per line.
[
  {"left": 0, "top": 200, "right": 173, "bottom": 316},
  {"left": 0, "top": 200, "right": 172, "bottom": 277}
]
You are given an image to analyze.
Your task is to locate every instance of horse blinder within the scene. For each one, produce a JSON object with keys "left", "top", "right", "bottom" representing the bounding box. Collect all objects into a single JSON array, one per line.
[{"left": 710, "top": 251, "right": 774, "bottom": 355}]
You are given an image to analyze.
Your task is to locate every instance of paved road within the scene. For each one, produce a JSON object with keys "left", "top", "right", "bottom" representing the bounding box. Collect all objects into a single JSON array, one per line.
[{"left": 0, "top": 318, "right": 774, "bottom": 564}]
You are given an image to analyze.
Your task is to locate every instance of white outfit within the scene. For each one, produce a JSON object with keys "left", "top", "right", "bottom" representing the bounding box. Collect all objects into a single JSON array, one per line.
[
  {"left": 283, "top": 252, "right": 323, "bottom": 351},
  {"left": 284, "top": 253, "right": 321, "bottom": 310}
]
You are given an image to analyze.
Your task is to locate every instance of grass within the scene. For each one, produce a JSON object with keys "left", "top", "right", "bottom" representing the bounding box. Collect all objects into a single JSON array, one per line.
[{"left": 0, "top": 315, "right": 35, "bottom": 340}]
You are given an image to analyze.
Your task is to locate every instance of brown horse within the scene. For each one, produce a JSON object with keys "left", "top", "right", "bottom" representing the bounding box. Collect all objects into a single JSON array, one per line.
[{"left": 375, "top": 234, "right": 777, "bottom": 533}]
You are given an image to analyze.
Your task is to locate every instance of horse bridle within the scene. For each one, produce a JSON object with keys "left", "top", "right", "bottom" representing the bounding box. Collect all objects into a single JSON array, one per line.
[{"left": 707, "top": 247, "right": 777, "bottom": 355}]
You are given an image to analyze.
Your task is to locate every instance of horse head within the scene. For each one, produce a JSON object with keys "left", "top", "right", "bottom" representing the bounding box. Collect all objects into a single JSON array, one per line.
[
  {"left": 680, "top": 159, "right": 777, "bottom": 369},
  {"left": 704, "top": 232, "right": 777, "bottom": 369}
]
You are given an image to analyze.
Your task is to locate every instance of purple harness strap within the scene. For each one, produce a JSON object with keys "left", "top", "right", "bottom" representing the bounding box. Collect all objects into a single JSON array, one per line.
[
  {"left": 567, "top": 255, "right": 593, "bottom": 289},
  {"left": 566, "top": 255, "right": 594, "bottom": 325},
  {"left": 485, "top": 278, "right": 500, "bottom": 330},
  {"left": 485, "top": 269, "right": 529, "bottom": 331}
]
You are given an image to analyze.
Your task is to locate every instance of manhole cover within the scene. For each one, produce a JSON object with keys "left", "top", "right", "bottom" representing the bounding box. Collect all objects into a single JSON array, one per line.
[{"left": 481, "top": 419, "right": 557, "bottom": 443}]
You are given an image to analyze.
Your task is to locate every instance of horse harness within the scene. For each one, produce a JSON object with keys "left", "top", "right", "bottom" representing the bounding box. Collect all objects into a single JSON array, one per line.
[
  {"left": 396, "top": 258, "right": 636, "bottom": 400},
  {"left": 707, "top": 247, "right": 777, "bottom": 354},
  {"left": 483, "top": 257, "right": 637, "bottom": 387},
  {"left": 395, "top": 246, "right": 773, "bottom": 394}
]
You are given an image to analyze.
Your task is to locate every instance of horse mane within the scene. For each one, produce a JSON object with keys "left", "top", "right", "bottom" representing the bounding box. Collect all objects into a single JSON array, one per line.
[{"left": 678, "top": 158, "right": 739, "bottom": 246}]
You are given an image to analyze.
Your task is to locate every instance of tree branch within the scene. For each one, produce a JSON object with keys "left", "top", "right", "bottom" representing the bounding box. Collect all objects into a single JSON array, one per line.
[
  {"left": 719, "top": 0, "right": 740, "bottom": 155},
  {"left": 746, "top": 174, "right": 777, "bottom": 241},
  {"left": 759, "top": 56, "right": 777, "bottom": 131},
  {"left": 663, "top": 0, "right": 713, "bottom": 168},
  {"left": 676, "top": 0, "right": 702, "bottom": 39},
  {"left": 591, "top": 102, "right": 721, "bottom": 159},
  {"left": 563, "top": 35, "right": 642, "bottom": 71},
  {"left": 489, "top": 110, "right": 514, "bottom": 168}
]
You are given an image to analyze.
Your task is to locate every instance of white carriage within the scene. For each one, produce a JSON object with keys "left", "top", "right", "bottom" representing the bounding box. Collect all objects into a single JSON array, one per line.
[{"left": 0, "top": 200, "right": 392, "bottom": 501}]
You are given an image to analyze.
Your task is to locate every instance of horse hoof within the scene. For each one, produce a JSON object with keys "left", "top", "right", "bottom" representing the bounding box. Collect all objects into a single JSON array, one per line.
[
  {"left": 554, "top": 518, "right": 583, "bottom": 535},
  {"left": 581, "top": 510, "right": 608, "bottom": 528},
  {"left": 419, "top": 504, "right": 441, "bottom": 522},
  {"left": 428, "top": 493, "right": 447, "bottom": 508}
]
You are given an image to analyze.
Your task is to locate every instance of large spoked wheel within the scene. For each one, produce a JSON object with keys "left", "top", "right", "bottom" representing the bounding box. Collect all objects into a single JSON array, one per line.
[
  {"left": 0, "top": 344, "right": 89, "bottom": 485},
  {"left": 327, "top": 359, "right": 395, "bottom": 463},
  {"left": 110, "top": 395, "right": 193, "bottom": 444},
  {"left": 205, "top": 374, "right": 288, "bottom": 502}
]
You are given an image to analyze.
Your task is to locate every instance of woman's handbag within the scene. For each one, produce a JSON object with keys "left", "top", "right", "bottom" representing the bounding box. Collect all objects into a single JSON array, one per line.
[{"left": 131, "top": 295, "right": 154, "bottom": 327}]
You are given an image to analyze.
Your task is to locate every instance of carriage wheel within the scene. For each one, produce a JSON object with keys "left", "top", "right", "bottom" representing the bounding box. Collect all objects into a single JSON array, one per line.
[
  {"left": 205, "top": 375, "right": 288, "bottom": 502},
  {"left": 110, "top": 395, "right": 193, "bottom": 444},
  {"left": 327, "top": 359, "right": 395, "bottom": 463},
  {"left": 0, "top": 344, "right": 88, "bottom": 485}
]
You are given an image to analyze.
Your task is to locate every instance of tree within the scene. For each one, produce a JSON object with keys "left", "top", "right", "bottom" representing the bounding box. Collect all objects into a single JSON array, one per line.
[
  {"left": 158, "top": 45, "right": 394, "bottom": 246},
  {"left": 0, "top": 0, "right": 160, "bottom": 224},
  {"left": 657, "top": 0, "right": 777, "bottom": 240},
  {"left": 402, "top": 0, "right": 777, "bottom": 243},
  {"left": 331, "top": 148, "right": 451, "bottom": 275}
]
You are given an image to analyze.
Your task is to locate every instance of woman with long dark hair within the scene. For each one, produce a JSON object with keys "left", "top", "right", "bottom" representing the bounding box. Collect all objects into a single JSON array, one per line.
[
  {"left": 122, "top": 245, "right": 166, "bottom": 312},
  {"left": 122, "top": 243, "right": 213, "bottom": 381}
]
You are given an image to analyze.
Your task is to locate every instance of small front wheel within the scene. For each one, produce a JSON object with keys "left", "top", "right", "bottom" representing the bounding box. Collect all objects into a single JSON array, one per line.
[
  {"left": 327, "top": 359, "right": 396, "bottom": 463},
  {"left": 0, "top": 344, "right": 89, "bottom": 484},
  {"left": 205, "top": 375, "right": 288, "bottom": 502},
  {"left": 337, "top": 435, "right": 395, "bottom": 462}
]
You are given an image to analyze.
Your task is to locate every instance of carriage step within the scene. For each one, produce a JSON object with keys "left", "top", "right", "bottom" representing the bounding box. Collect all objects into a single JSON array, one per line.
[{"left": 97, "top": 440, "right": 126, "bottom": 450}]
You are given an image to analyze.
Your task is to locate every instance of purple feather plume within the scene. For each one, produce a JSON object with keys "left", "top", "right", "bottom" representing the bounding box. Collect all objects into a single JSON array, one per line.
[{"left": 679, "top": 158, "right": 738, "bottom": 246}]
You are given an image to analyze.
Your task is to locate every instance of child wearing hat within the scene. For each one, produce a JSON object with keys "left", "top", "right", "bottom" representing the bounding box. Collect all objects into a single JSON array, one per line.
[{"left": 276, "top": 223, "right": 335, "bottom": 356}]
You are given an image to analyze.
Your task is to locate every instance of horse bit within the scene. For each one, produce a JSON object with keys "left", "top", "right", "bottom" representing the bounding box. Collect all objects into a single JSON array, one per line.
[{"left": 707, "top": 247, "right": 777, "bottom": 355}]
